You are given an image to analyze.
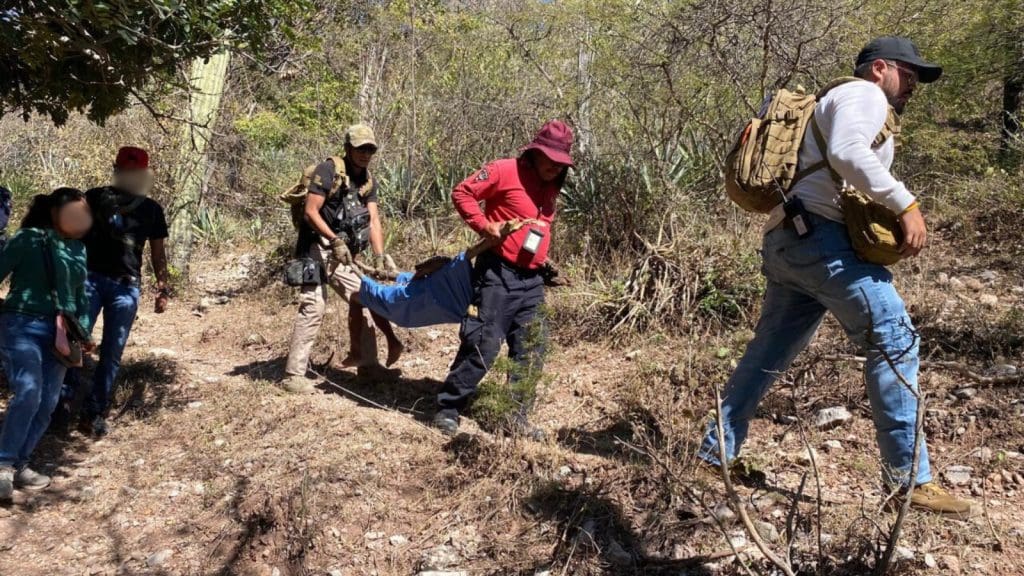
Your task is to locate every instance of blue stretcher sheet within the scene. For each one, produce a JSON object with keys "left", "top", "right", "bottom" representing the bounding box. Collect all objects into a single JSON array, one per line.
[{"left": 358, "top": 252, "right": 473, "bottom": 328}]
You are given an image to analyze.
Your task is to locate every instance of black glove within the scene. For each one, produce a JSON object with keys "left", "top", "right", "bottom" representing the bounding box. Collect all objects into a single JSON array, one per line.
[{"left": 539, "top": 261, "right": 570, "bottom": 287}]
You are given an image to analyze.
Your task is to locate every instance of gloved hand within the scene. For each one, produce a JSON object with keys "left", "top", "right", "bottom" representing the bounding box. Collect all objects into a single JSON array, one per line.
[
  {"left": 539, "top": 261, "right": 571, "bottom": 287},
  {"left": 329, "top": 236, "right": 352, "bottom": 265},
  {"left": 383, "top": 254, "right": 400, "bottom": 275},
  {"left": 373, "top": 253, "right": 400, "bottom": 276}
]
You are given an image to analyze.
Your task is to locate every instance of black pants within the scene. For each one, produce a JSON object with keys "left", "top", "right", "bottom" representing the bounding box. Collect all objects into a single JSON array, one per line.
[{"left": 436, "top": 252, "right": 546, "bottom": 418}]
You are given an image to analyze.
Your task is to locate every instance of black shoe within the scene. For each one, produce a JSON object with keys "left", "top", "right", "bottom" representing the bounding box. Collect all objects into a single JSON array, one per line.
[
  {"left": 79, "top": 415, "right": 109, "bottom": 438},
  {"left": 432, "top": 413, "right": 459, "bottom": 436}
]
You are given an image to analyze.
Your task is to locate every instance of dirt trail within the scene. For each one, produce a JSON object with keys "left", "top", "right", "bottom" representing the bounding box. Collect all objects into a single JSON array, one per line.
[{"left": 0, "top": 249, "right": 1022, "bottom": 576}]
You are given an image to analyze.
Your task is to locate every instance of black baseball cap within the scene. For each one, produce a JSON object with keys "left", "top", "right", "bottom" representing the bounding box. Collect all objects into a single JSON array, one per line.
[{"left": 855, "top": 36, "right": 942, "bottom": 83}]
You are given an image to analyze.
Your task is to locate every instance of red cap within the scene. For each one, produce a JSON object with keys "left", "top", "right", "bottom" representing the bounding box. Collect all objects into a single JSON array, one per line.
[
  {"left": 114, "top": 146, "right": 149, "bottom": 171},
  {"left": 520, "top": 120, "right": 574, "bottom": 167}
]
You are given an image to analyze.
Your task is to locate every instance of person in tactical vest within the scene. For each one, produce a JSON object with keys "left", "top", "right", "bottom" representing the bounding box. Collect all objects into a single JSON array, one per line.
[
  {"left": 431, "top": 120, "right": 574, "bottom": 438},
  {"left": 699, "top": 37, "right": 973, "bottom": 517},
  {"left": 73, "top": 147, "right": 171, "bottom": 438},
  {"left": 282, "top": 124, "right": 403, "bottom": 394}
]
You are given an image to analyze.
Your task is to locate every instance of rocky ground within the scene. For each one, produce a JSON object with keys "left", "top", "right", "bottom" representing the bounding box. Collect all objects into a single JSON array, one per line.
[{"left": 0, "top": 229, "right": 1022, "bottom": 575}]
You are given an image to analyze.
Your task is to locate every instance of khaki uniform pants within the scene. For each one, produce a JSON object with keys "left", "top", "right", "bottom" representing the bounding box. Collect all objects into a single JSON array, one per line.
[{"left": 284, "top": 243, "right": 378, "bottom": 376}]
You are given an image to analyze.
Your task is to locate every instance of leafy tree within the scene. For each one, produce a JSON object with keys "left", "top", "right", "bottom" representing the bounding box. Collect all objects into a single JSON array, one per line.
[{"left": 0, "top": 0, "right": 305, "bottom": 125}]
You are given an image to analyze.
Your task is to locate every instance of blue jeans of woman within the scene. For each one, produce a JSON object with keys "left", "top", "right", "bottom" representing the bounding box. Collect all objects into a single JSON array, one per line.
[
  {"left": 0, "top": 313, "right": 68, "bottom": 469},
  {"left": 699, "top": 214, "right": 931, "bottom": 487}
]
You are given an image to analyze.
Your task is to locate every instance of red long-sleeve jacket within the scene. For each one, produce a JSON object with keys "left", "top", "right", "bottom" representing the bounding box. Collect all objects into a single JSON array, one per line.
[{"left": 451, "top": 157, "right": 559, "bottom": 270}]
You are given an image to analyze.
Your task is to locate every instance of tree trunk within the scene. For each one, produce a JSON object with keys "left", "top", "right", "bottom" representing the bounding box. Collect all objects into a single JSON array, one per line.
[{"left": 168, "top": 50, "right": 232, "bottom": 278}]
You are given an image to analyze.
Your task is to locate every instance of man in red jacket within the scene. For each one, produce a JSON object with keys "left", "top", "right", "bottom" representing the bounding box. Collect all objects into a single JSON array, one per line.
[{"left": 433, "top": 120, "right": 574, "bottom": 437}]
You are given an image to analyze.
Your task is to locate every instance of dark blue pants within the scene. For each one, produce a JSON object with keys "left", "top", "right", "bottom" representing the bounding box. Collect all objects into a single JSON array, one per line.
[{"left": 437, "top": 252, "right": 546, "bottom": 419}]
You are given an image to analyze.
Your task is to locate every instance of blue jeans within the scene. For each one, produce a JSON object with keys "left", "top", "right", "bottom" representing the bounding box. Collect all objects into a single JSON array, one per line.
[
  {"left": 0, "top": 313, "right": 68, "bottom": 468},
  {"left": 699, "top": 215, "right": 931, "bottom": 487},
  {"left": 81, "top": 272, "right": 140, "bottom": 419}
]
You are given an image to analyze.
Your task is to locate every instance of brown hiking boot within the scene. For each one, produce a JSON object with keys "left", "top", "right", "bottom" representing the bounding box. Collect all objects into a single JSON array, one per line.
[
  {"left": 281, "top": 375, "right": 316, "bottom": 394},
  {"left": 907, "top": 482, "right": 974, "bottom": 518}
]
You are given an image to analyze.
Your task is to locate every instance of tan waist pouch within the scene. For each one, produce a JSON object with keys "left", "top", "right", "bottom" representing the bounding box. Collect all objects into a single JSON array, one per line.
[{"left": 840, "top": 188, "right": 904, "bottom": 266}]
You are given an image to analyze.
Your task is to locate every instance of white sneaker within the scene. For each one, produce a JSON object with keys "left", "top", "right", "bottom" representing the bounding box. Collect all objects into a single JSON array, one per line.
[{"left": 14, "top": 467, "right": 51, "bottom": 491}]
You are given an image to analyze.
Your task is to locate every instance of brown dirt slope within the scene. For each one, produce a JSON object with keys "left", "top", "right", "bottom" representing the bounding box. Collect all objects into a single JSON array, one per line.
[{"left": 1, "top": 238, "right": 1023, "bottom": 576}]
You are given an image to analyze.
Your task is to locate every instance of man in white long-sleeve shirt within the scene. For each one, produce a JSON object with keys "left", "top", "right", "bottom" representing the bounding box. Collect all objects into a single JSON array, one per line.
[{"left": 700, "top": 37, "right": 972, "bottom": 517}]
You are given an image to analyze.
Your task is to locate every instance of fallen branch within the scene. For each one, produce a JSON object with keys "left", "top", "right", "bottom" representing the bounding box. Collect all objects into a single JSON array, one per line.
[{"left": 714, "top": 384, "right": 797, "bottom": 576}]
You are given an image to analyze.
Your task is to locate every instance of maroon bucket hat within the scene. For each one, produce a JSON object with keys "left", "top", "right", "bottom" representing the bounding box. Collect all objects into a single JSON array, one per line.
[{"left": 520, "top": 120, "right": 575, "bottom": 167}]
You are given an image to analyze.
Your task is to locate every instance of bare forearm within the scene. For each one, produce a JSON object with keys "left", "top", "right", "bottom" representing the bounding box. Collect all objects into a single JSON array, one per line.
[
  {"left": 370, "top": 219, "right": 384, "bottom": 255},
  {"left": 150, "top": 240, "right": 170, "bottom": 286}
]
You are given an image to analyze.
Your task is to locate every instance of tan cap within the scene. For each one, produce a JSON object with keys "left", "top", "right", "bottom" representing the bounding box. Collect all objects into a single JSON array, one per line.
[{"left": 345, "top": 123, "right": 377, "bottom": 148}]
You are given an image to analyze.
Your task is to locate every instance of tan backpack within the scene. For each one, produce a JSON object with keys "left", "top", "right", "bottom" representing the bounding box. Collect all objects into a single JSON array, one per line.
[
  {"left": 279, "top": 155, "right": 348, "bottom": 229},
  {"left": 724, "top": 78, "right": 868, "bottom": 213}
]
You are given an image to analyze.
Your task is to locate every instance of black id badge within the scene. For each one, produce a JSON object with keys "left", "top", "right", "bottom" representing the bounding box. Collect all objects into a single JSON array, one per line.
[
  {"left": 783, "top": 197, "right": 813, "bottom": 239},
  {"left": 522, "top": 228, "right": 545, "bottom": 254}
]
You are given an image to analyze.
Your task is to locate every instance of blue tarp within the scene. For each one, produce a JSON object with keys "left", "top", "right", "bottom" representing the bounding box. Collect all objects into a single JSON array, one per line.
[{"left": 359, "top": 252, "right": 473, "bottom": 327}]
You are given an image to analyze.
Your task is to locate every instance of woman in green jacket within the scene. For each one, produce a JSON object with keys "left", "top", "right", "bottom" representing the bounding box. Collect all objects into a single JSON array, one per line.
[{"left": 0, "top": 188, "right": 93, "bottom": 499}]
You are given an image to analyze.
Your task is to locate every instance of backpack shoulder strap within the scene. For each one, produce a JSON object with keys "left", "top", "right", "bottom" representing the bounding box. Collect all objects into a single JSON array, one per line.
[
  {"left": 791, "top": 77, "right": 893, "bottom": 190},
  {"left": 327, "top": 155, "right": 349, "bottom": 196}
]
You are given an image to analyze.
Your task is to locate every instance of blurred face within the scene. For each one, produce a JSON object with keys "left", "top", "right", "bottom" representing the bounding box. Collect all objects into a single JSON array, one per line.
[
  {"left": 348, "top": 144, "right": 377, "bottom": 170},
  {"left": 54, "top": 199, "right": 92, "bottom": 239},
  {"left": 875, "top": 59, "right": 919, "bottom": 114},
  {"left": 532, "top": 152, "right": 568, "bottom": 183}
]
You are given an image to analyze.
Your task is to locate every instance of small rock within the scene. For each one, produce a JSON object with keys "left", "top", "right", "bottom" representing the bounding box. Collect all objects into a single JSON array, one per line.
[
  {"left": 710, "top": 502, "right": 736, "bottom": 524},
  {"left": 979, "top": 294, "right": 999, "bottom": 306},
  {"left": 795, "top": 447, "right": 819, "bottom": 466},
  {"left": 242, "top": 333, "right": 267, "bottom": 347},
  {"left": 894, "top": 545, "right": 914, "bottom": 561},
  {"left": 936, "top": 272, "right": 950, "bottom": 286},
  {"left": 390, "top": 535, "right": 409, "bottom": 546},
  {"left": 944, "top": 465, "right": 973, "bottom": 486},
  {"left": 420, "top": 544, "right": 461, "bottom": 571},
  {"left": 990, "top": 364, "right": 1018, "bottom": 377},
  {"left": 146, "top": 549, "right": 173, "bottom": 568},
  {"left": 148, "top": 348, "right": 177, "bottom": 359},
  {"left": 777, "top": 414, "right": 797, "bottom": 425},
  {"left": 979, "top": 270, "right": 998, "bottom": 283},
  {"left": 755, "top": 521, "right": 780, "bottom": 543},
  {"left": 271, "top": 568, "right": 280, "bottom": 576},
  {"left": 970, "top": 447, "right": 993, "bottom": 461},
  {"left": 213, "top": 438, "right": 226, "bottom": 447},
  {"left": 328, "top": 570, "right": 344, "bottom": 576},
  {"left": 822, "top": 440, "right": 843, "bottom": 452},
  {"left": 964, "top": 277, "right": 985, "bottom": 291},
  {"left": 558, "top": 466, "right": 573, "bottom": 477},
  {"left": 625, "top": 349, "right": 641, "bottom": 361},
  {"left": 924, "top": 553, "right": 937, "bottom": 568},
  {"left": 204, "top": 376, "right": 222, "bottom": 384},
  {"left": 196, "top": 298, "right": 212, "bottom": 312},
  {"left": 952, "top": 387, "right": 977, "bottom": 400},
  {"left": 213, "top": 295, "right": 230, "bottom": 305},
  {"left": 187, "top": 401, "right": 203, "bottom": 409},
  {"left": 949, "top": 277, "right": 966, "bottom": 291},
  {"left": 364, "top": 531, "right": 385, "bottom": 541},
  {"left": 814, "top": 406, "right": 852, "bottom": 430},
  {"left": 534, "top": 571, "right": 552, "bottom": 576},
  {"left": 426, "top": 329, "right": 443, "bottom": 341}
]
